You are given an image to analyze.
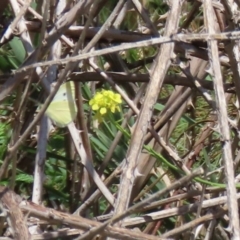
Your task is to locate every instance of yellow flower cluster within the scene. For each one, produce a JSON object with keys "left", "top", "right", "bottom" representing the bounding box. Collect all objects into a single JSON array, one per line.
[{"left": 89, "top": 90, "right": 122, "bottom": 121}]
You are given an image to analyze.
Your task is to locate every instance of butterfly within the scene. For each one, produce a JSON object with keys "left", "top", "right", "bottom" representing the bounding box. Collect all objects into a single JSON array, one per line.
[{"left": 45, "top": 81, "right": 77, "bottom": 127}]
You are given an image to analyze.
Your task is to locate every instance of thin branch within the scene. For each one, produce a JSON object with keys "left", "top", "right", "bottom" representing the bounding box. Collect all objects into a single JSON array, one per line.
[
  {"left": 14, "top": 30, "right": 240, "bottom": 76},
  {"left": 113, "top": 0, "right": 184, "bottom": 221},
  {"left": 203, "top": 0, "right": 240, "bottom": 239}
]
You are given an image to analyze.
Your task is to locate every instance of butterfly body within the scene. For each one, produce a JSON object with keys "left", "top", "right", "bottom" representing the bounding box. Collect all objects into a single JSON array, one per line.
[{"left": 45, "top": 81, "right": 77, "bottom": 127}]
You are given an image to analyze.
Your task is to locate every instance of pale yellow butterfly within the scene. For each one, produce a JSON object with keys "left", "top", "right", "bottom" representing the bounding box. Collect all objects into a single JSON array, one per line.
[{"left": 45, "top": 81, "right": 77, "bottom": 127}]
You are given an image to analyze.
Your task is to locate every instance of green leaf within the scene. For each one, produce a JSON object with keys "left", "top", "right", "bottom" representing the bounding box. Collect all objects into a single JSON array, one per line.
[
  {"left": 9, "top": 37, "right": 26, "bottom": 64},
  {"left": 16, "top": 174, "right": 33, "bottom": 183}
]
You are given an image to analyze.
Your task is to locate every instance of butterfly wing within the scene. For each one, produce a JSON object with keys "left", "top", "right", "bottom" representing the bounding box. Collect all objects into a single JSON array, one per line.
[
  {"left": 45, "top": 82, "right": 77, "bottom": 127},
  {"left": 52, "top": 82, "right": 75, "bottom": 102}
]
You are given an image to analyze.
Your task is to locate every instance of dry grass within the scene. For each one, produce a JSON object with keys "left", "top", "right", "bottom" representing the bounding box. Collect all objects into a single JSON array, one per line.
[{"left": 0, "top": 0, "right": 240, "bottom": 239}]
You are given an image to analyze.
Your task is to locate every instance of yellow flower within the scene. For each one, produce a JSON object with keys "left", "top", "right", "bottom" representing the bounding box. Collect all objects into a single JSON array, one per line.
[{"left": 89, "top": 90, "right": 122, "bottom": 121}]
